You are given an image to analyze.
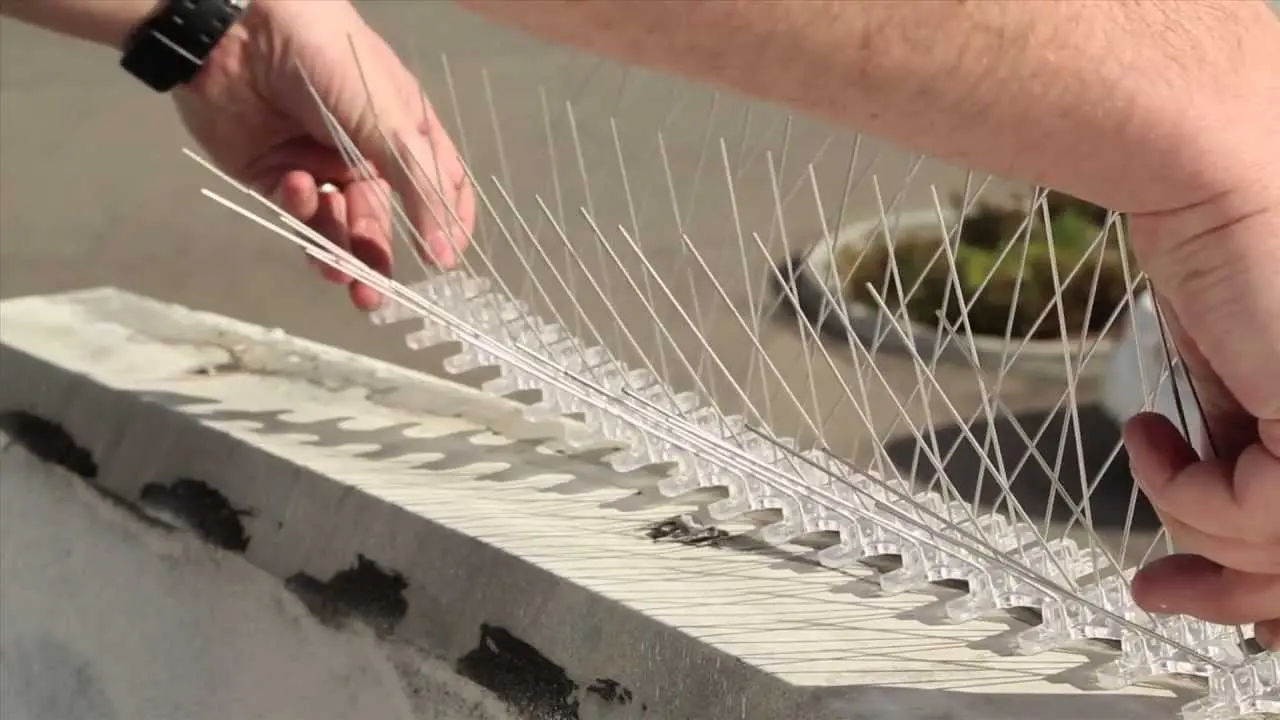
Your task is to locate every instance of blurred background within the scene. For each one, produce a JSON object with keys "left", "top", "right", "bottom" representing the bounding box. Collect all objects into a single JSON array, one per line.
[
  {"left": 4, "top": 1, "right": 1277, "bottom": 560},
  {"left": 0, "top": 1, "right": 978, "bottom": 361}
]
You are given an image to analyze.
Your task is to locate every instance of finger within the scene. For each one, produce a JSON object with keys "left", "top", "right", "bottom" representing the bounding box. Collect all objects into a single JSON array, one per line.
[
  {"left": 1125, "top": 411, "right": 1279, "bottom": 541},
  {"left": 344, "top": 178, "right": 394, "bottom": 312},
  {"left": 418, "top": 100, "right": 474, "bottom": 260},
  {"left": 1131, "top": 553, "right": 1280, "bottom": 626},
  {"left": 271, "top": 171, "right": 349, "bottom": 284},
  {"left": 272, "top": 169, "right": 321, "bottom": 222},
  {"left": 1157, "top": 302, "right": 1257, "bottom": 460},
  {"left": 402, "top": 131, "right": 459, "bottom": 268},
  {"left": 422, "top": 161, "right": 470, "bottom": 265},
  {"left": 359, "top": 119, "right": 459, "bottom": 269},
  {"left": 246, "top": 138, "right": 366, "bottom": 193},
  {"left": 1256, "top": 619, "right": 1280, "bottom": 651},
  {"left": 452, "top": 172, "right": 476, "bottom": 259},
  {"left": 1155, "top": 514, "right": 1280, "bottom": 574},
  {"left": 312, "top": 188, "right": 351, "bottom": 284}
]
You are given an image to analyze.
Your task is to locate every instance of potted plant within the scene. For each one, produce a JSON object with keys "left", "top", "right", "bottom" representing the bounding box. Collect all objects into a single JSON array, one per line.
[{"left": 785, "top": 191, "right": 1136, "bottom": 379}]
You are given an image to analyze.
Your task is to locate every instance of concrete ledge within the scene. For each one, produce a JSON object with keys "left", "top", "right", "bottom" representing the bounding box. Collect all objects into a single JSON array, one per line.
[
  {"left": 0, "top": 430, "right": 516, "bottom": 720},
  {"left": 0, "top": 288, "right": 1196, "bottom": 719}
]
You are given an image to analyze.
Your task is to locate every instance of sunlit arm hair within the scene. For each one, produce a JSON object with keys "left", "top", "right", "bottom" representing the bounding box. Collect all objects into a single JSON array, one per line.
[{"left": 458, "top": 0, "right": 1280, "bottom": 217}]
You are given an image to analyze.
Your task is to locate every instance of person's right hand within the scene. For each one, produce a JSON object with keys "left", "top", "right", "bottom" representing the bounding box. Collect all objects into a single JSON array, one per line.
[
  {"left": 1124, "top": 163, "right": 1280, "bottom": 648},
  {"left": 173, "top": 0, "right": 474, "bottom": 311}
]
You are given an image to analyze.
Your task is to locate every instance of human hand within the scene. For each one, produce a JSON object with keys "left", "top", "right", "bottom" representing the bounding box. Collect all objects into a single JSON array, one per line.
[
  {"left": 1124, "top": 164, "right": 1280, "bottom": 648},
  {"left": 173, "top": 0, "right": 473, "bottom": 310}
]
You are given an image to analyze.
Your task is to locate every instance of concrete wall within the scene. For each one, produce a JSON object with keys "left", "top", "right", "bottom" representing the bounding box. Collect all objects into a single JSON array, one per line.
[
  {"left": 0, "top": 435, "right": 514, "bottom": 720},
  {"left": 0, "top": 289, "right": 1208, "bottom": 719}
]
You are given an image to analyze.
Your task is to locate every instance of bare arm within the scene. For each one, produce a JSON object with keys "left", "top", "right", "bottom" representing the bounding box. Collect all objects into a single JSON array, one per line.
[
  {"left": 457, "top": 0, "right": 1280, "bottom": 216},
  {"left": 0, "top": 0, "right": 161, "bottom": 49}
]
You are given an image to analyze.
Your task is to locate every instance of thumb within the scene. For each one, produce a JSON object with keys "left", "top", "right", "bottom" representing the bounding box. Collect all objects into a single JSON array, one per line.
[
  {"left": 1129, "top": 206, "right": 1280, "bottom": 425},
  {"left": 1154, "top": 298, "right": 1259, "bottom": 461}
]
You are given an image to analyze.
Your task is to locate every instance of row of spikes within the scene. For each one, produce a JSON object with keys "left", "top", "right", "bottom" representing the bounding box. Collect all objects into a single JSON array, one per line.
[{"left": 367, "top": 269, "right": 1256, "bottom": 699}]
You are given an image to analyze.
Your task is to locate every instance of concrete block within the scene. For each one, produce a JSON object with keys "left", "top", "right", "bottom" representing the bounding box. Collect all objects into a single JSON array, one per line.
[
  {"left": 0, "top": 429, "right": 515, "bottom": 720},
  {"left": 0, "top": 288, "right": 1196, "bottom": 719}
]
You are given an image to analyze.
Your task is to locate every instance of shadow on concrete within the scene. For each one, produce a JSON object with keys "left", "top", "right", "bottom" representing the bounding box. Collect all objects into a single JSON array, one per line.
[
  {"left": 769, "top": 250, "right": 1162, "bottom": 535},
  {"left": 882, "top": 404, "right": 1161, "bottom": 532}
]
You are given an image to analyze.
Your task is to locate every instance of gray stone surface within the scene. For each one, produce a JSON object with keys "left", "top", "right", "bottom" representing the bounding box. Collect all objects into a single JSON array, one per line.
[
  {"left": 0, "top": 288, "right": 1199, "bottom": 719},
  {"left": 0, "top": 434, "right": 516, "bottom": 720}
]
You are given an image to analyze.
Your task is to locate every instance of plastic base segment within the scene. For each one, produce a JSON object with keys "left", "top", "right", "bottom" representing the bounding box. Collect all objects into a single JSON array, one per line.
[
  {"left": 1017, "top": 570, "right": 1248, "bottom": 692},
  {"left": 1017, "top": 571, "right": 1134, "bottom": 654},
  {"left": 878, "top": 509, "right": 1039, "bottom": 595},
  {"left": 1096, "top": 614, "right": 1248, "bottom": 689},
  {"left": 946, "top": 538, "right": 1104, "bottom": 623},
  {"left": 1182, "top": 653, "right": 1280, "bottom": 720},
  {"left": 366, "top": 271, "right": 1275, "bottom": 715}
]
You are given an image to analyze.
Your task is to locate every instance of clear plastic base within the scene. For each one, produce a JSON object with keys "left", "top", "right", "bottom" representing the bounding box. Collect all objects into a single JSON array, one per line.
[
  {"left": 878, "top": 508, "right": 1044, "bottom": 595},
  {"left": 1096, "top": 615, "right": 1247, "bottom": 689},
  {"left": 1181, "top": 652, "right": 1279, "bottom": 720},
  {"left": 369, "top": 270, "right": 1275, "bottom": 718},
  {"left": 1016, "top": 571, "right": 1134, "bottom": 655},
  {"left": 947, "top": 538, "right": 1103, "bottom": 623}
]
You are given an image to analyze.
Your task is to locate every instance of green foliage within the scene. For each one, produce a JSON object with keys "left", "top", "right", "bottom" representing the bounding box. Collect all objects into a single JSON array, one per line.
[{"left": 834, "top": 193, "right": 1133, "bottom": 340}]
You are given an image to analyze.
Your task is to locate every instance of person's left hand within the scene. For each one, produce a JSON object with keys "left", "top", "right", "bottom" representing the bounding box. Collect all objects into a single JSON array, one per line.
[
  {"left": 171, "top": 0, "right": 474, "bottom": 311},
  {"left": 1126, "top": 403, "right": 1280, "bottom": 648},
  {"left": 1125, "top": 195, "right": 1280, "bottom": 649}
]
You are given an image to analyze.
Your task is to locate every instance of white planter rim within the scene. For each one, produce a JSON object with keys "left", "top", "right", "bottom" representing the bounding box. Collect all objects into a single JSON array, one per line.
[{"left": 801, "top": 210, "right": 1126, "bottom": 355}]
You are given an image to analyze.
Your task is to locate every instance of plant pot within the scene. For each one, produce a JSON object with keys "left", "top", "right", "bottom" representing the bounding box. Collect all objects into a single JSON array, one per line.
[{"left": 779, "top": 210, "right": 1124, "bottom": 382}]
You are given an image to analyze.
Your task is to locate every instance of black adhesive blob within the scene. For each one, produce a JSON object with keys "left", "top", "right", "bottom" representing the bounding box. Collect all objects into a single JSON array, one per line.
[
  {"left": 457, "top": 624, "right": 580, "bottom": 719},
  {"left": 0, "top": 411, "right": 98, "bottom": 478},
  {"left": 0, "top": 411, "right": 177, "bottom": 532},
  {"left": 769, "top": 253, "right": 849, "bottom": 341},
  {"left": 586, "top": 678, "right": 634, "bottom": 706},
  {"left": 285, "top": 554, "right": 409, "bottom": 636},
  {"left": 139, "top": 478, "right": 252, "bottom": 553},
  {"left": 645, "top": 515, "right": 730, "bottom": 547}
]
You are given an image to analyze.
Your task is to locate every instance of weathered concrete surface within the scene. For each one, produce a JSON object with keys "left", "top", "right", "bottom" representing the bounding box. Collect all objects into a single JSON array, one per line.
[
  {"left": 0, "top": 435, "right": 517, "bottom": 720},
  {"left": 0, "top": 288, "right": 1199, "bottom": 719}
]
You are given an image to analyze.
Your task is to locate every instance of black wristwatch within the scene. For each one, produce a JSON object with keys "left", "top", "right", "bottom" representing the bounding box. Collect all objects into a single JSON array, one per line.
[{"left": 120, "top": 0, "right": 252, "bottom": 93}]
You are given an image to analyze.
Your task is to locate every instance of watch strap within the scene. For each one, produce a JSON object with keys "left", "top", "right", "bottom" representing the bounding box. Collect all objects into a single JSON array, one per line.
[{"left": 120, "top": 0, "right": 250, "bottom": 93}]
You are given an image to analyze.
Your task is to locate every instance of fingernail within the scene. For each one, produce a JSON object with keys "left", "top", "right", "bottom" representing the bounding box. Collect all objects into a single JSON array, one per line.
[
  {"left": 350, "top": 282, "right": 383, "bottom": 312},
  {"left": 1256, "top": 623, "right": 1278, "bottom": 650},
  {"left": 427, "top": 233, "right": 456, "bottom": 268}
]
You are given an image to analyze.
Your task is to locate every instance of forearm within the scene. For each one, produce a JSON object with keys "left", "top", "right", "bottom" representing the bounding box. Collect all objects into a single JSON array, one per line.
[
  {"left": 0, "top": 0, "right": 161, "bottom": 50},
  {"left": 458, "top": 0, "right": 1280, "bottom": 215}
]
